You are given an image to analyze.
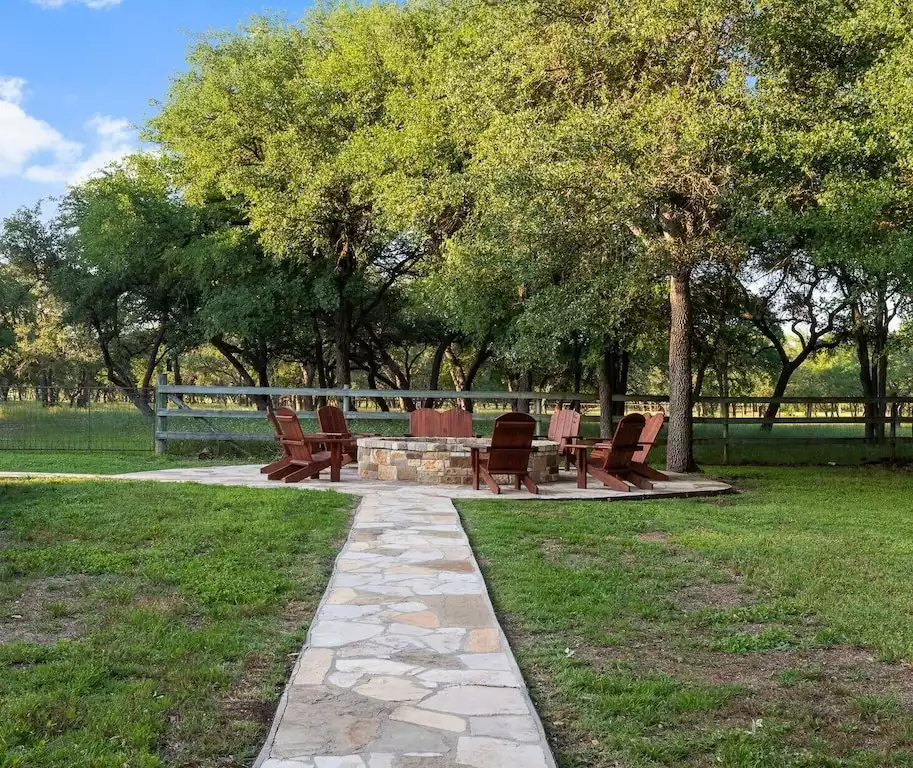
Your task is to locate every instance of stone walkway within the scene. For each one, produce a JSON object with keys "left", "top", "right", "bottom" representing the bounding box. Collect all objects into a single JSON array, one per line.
[
  {"left": 0, "top": 467, "right": 731, "bottom": 767},
  {"left": 255, "top": 486, "right": 556, "bottom": 768}
]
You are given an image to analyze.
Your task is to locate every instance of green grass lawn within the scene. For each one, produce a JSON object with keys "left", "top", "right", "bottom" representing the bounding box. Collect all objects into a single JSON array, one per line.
[
  {"left": 0, "top": 451, "right": 254, "bottom": 475},
  {"left": 0, "top": 479, "right": 351, "bottom": 768},
  {"left": 459, "top": 466, "right": 913, "bottom": 768}
]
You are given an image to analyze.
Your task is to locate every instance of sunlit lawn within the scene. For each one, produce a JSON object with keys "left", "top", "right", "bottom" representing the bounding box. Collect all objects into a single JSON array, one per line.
[
  {"left": 0, "top": 479, "right": 351, "bottom": 768},
  {"left": 459, "top": 466, "right": 913, "bottom": 767}
]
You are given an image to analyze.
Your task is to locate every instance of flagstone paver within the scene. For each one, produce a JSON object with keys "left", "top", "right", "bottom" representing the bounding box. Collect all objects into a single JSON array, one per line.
[{"left": 0, "top": 465, "right": 731, "bottom": 767}]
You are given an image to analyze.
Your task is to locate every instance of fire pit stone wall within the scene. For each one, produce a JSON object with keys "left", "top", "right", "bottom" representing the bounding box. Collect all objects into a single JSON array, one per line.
[{"left": 357, "top": 436, "right": 559, "bottom": 486}]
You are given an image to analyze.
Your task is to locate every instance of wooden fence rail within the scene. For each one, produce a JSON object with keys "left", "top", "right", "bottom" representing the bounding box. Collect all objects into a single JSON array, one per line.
[{"left": 153, "top": 376, "right": 913, "bottom": 462}]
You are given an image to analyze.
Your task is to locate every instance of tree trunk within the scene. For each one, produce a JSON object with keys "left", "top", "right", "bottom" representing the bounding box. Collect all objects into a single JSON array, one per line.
[
  {"left": 571, "top": 339, "right": 583, "bottom": 412},
  {"left": 598, "top": 350, "right": 614, "bottom": 438},
  {"left": 615, "top": 351, "right": 630, "bottom": 419},
  {"left": 335, "top": 302, "right": 352, "bottom": 388},
  {"left": 255, "top": 360, "right": 271, "bottom": 411},
  {"left": 424, "top": 339, "right": 451, "bottom": 409},
  {"left": 667, "top": 266, "right": 698, "bottom": 473},
  {"left": 314, "top": 326, "right": 328, "bottom": 408},
  {"left": 172, "top": 355, "right": 183, "bottom": 386},
  {"left": 877, "top": 341, "right": 888, "bottom": 442},
  {"left": 761, "top": 360, "right": 800, "bottom": 431},
  {"left": 366, "top": 370, "right": 391, "bottom": 412},
  {"left": 693, "top": 354, "right": 710, "bottom": 400},
  {"left": 515, "top": 371, "right": 531, "bottom": 414},
  {"left": 300, "top": 364, "right": 316, "bottom": 411},
  {"left": 598, "top": 347, "right": 629, "bottom": 437},
  {"left": 448, "top": 338, "right": 492, "bottom": 413},
  {"left": 96, "top": 332, "right": 155, "bottom": 417}
]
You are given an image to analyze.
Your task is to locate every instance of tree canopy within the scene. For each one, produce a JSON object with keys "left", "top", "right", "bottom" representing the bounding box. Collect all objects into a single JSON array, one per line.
[{"left": 2, "top": 0, "right": 912, "bottom": 468}]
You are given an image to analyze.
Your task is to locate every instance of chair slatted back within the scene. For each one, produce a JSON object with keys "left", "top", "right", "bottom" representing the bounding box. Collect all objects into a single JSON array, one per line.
[
  {"left": 547, "top": 408, "right": 581, "bottom": 450},
  {"left": 487, "top": 413, "right": 536, "bottom": 473},
  {"left": 441, "top": 408, "right": 473, "bottom": 437},
  {"left": 267, "top": 405, "right": 283, "bottom": 441},
  {"left": 410, "top": 408, "right": 473, "bottom": 438},
  {"left": 275, "top": 407, "right": 318, "bottom": 463},
  {"left": 633, "top": 412, "right": 664, "bottom": 464},
  {"left": 599, "top": 414, "right": 646, "bottom": 470},
  {"left": 318, "top": 405, "right": 351, "bottom": 437},
  {"left": 410, "top": 408, "right": 438, "bottom": 438}
]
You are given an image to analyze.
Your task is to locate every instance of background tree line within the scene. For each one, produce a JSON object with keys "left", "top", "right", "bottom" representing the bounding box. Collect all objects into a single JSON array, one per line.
[{"left": 1, "top": 0, "right": 912, "bottom": 470}]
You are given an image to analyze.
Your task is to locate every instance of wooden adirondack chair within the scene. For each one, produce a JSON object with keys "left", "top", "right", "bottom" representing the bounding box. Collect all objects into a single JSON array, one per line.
[
  {"left": 547, "top": 408, "right": 581, "bottom": 470},
  {"left": 630, "top": 411, "right": 668, "bottom": 481},
  {"left": 584, "top": 413, "right": 651, "bottom": 491},
  {"left": 316, "top": 405, "right": 368, "bottom": 457},
  {"left": 261, "top": 405, "right": 293, "bottom": 476},
  {"left": 271, "top": 407, "right": 352, "bottom": 483},
  {"left": 410, "top": 408, "right": 474, "bottom": 438},
  {"left": 471, "top": 412, "right": 539, "bottom": 495}
]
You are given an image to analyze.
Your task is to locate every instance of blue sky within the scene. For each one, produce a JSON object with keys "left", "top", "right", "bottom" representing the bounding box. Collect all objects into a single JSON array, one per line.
[{"left": 0, "top": 0, "right": 315, "bottom": 221}]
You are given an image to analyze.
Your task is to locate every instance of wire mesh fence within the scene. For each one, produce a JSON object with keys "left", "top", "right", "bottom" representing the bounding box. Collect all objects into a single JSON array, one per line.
[
  {"left": 157, "top": 384, "right": 913, "bottom": 466},
  {"left": 4, "top": 382, "right": 913, "bottom": 464},
  {"left": 0, "top": 387, "right": 154, "bottom": 452}
]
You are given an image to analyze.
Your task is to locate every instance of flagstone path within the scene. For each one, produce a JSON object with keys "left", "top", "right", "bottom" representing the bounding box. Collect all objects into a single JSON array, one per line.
[
  {"left": 0, "top": 466, "right": 731, "bottom": 767},
  {"left": 254, "top": 485, "right": 557, "bottom": 768}
]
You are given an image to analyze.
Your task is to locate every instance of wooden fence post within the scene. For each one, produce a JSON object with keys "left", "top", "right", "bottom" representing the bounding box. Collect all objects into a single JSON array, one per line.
[
  {"left": 534, "top": 398, "right": 543, "bottom": 437},
  {"left": 155, "top": 373, "right": 168, "bottom": 455},
  {"left": 722, "top": 398, "right": 730, "bottom": 465},
  {"left": 890, "top": 400, "right": 899, "bottom": 462},
  {"left": 342, "top": 385, "right": 352, "bottom": 415}
]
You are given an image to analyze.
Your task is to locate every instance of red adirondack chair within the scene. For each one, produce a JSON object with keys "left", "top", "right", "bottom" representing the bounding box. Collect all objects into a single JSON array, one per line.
[
  {"left": 410, "top": 408, "right": 474, "bottom": 438},
  {"left": 261, "top": 405, "right": 293, "bottom": 476},
  {"left": 471, "top": 412, "right": 539, "bottom": 495},
  {"left": 630, "top": 412, "right": 668, "bottom": 481},
  {"left": 547, "top": 407, "right": 581, "bottom": 470},
  {"left": 271, "top": 407, "right": 353, "bottom": 483},
  {"left": 583, "top": 413, "right": 651, "bottom": 491},
  {"left": 316, "top": 405, "right": 370, "bottom": 457}
]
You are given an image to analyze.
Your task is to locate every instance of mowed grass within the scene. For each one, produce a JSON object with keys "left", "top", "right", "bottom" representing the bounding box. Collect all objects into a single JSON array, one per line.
[
  {"left": 459, "top": 467, "right": 913, "bottom": 767},
  {"left": 0, "top": 451, "right": 254, "bottom": 475},
  {"left": 0, "top": 479, "right": 351, "bottom": 768}
]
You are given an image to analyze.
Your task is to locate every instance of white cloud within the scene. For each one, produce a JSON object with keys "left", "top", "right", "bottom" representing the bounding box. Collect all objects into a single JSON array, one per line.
[
  {"left": 26, "top": 115, "right": 135, "bottom": 184},
  {"left": 0, "top": 76, "right": 135, "bottom": 185},
  {"left": 30, "top": 0, "right": 122, "bottom": 9},
  {"left": 0, "top": 76, "right": 81, "bottom": 178},
  {"left": 0, "top": 77, "right": 27, "bottom": 104}
]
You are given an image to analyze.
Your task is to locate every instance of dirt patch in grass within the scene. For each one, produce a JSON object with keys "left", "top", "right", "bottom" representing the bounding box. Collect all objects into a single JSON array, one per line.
[
  {"left": 541, "top": 538, "right": 634, "bottom": 570},
  {"left": 674, "top": 580, "right": 749, "bottom": 612},
  {"left": 224, "top": 649, "right": 284, "bottom": 723},
  {"left": 0, "top": 575, "right": 205, "bottom": 644},
  {"left": 278, "top": 599, "right": 320, "bottom": 634},
  {"left": 0, "top": 575, "right": 90, "bottom": 644},
  {"left": 637, "top": 531, "right": 672, "bottom": 544}
]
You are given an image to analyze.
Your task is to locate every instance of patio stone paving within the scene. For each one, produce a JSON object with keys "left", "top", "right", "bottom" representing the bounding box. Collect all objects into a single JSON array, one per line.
[{"left": 0, "top": 465, "right": 731, "bottom": 767}]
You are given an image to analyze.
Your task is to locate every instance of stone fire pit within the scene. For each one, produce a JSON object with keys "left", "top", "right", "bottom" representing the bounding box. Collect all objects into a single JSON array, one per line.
[{"left": 357, "top": 436, "right": 560, "bottom": 486}]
